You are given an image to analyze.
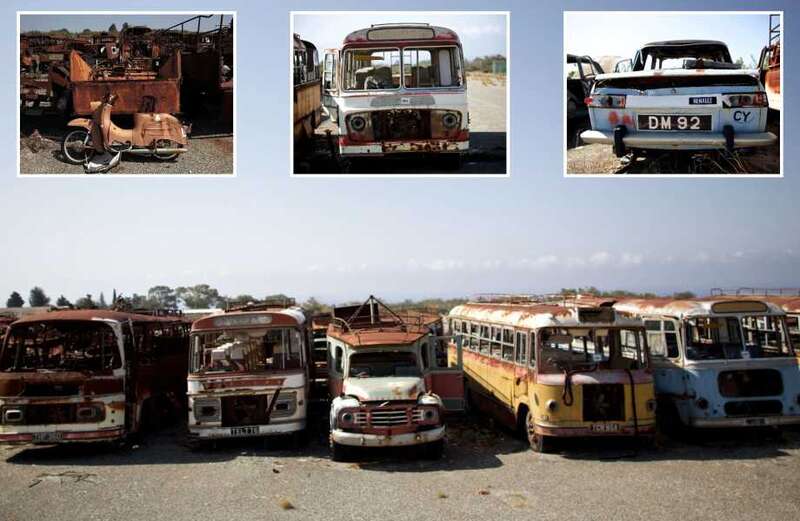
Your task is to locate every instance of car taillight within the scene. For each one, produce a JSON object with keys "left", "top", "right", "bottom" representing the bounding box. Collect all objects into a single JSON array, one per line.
[
  {"left": 586, "top": 94, "right": 626, "bottom": 108},
  {"left": 727, "top": 92, "right": 768, "bottom": 108}
]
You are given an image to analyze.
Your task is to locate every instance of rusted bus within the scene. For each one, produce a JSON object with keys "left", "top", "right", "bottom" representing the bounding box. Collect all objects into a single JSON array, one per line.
[
  {"left": 0, "top": 309, "right": 189, "bottom": 445},
  {"left": 321, "top": 23, "right": 468, "bottom": 160},
  {"left": 294, "top": 34, "right": 322, "bottom": 144},
  {"left": 326, "top": 296, "right": 462, "bottom": 460},
  {"left": 187, "top": 302, "right": 312, "bottom": 444},
  {"left": 614, "top": 297, "right": 799, "bottom": 430},
  {"left": 757, "top": 14, "right": 782, "bottom": 111},
  {"left": 448, "top": 300, "right": 655, "bottom": 453}
]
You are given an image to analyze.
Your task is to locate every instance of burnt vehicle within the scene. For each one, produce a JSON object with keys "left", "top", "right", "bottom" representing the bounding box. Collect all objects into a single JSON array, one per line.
[
  {"left": 567, "top": 54, "right": 603, "bottom": 120},
  {"left": 327, "top": 296, "right": 463, "bottom": 461},
  {"left": 757, "top": 14, "right": 781, "bottom": 112},
  {"left": 293, "top": 34, "right": 322, "bottom": 146},
  {"left": 0, "top": 310, "right": 189, "bottom": 445},
  {"left": 581, "top": 40, "right": 776, "bottom": 157},
  {"left": 322, "top": 24, "right": 468, "bottom": 165},
  {"left": 187, "top": 300, "right": 311, "bottom": 446}
]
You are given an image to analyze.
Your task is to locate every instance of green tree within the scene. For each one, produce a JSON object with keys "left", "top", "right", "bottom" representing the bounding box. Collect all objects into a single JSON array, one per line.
[
  {"left": 672, "top": 291, "right": 696, "bottom": 300},
  {"left": 98, "top": 292, "right": 108, "bottom": 309},
  {"left": 121, "top": 22, "right": 129, "bottom": 31},
  {"left": 176, "top": 284, "right": 221, "bottom": 309},
  {"left": 302, "top": 297, "right": 329, "bottom": 314},
  {"left": 108, "top": 23, "right": 118, "bottom": 34},
  {"left": 75, "top": 294, "right": 97, "bottom": 309},
  {"left": 147, "top": 285, "right": 177, "bottom": 309},
  {"left": 29, "top": 286, "right": 51, "bottom": 307},
  {"left": 56, "top": 295, "right": 72, "bottom": 307},
  {"left": 225, "top": 295, "right": 257, "bottom": 308},
  {"left": 6, "top": 291, "right": 24, "bottom": 308}
]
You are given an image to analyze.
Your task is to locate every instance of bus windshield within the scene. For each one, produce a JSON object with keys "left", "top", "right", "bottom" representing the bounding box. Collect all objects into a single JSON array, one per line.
[
  {"left": 342, "top": 46, "right": 463, "bottom": 90},
  {"left": 686, "top": 315, "right": 795, "bottom": 360},
  {"left": 191, "top": 327, "right": 303, "bottom": 373},
  {"left": 348, "top": 350, "right": 420, "bottom": 378},
  {"left": 538, "top": 327, "right": 648, "bottom": 374},
  {"left": 0, "top": 321, "right": 121, "bottom": 372}
]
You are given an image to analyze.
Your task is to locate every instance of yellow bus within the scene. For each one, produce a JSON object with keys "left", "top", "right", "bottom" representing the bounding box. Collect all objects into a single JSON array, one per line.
[{"left": 447, "top": 297, "right": 656, "bottom": 452}]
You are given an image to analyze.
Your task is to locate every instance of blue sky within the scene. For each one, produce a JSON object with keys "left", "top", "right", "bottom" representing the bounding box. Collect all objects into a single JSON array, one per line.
[{"left": 4, "top": 0, "right": 799, "bottom": 305}]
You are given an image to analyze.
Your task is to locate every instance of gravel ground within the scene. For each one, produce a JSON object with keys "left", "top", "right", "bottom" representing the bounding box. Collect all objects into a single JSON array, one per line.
[
  {"left": 18, "top": 115, "right": 233, "bottom": 176},
  {"left": 565, "top": 114, "right": 781, "bottom": 175},
  {"left": 1, "top": 408, "right": 798, "bottom": 521}
]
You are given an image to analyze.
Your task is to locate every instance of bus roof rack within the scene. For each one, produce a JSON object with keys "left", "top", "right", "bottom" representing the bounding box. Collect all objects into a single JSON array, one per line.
[
  {"left": 470, "top": 293, "right": 580, "bottom": 305},
  {"left": 370, "top": 23, "right": 430, "bottom": 28},
  {"left": 710, "top": 287, "right": 800, "bottom": 297},
  {"left": 227, "top": 296, "right": 297, "bottom": 312}
]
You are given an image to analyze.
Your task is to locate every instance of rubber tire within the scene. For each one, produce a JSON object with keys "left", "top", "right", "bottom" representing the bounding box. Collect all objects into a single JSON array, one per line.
[
  {"left": 61, "top": 129, "right": 93, "bottom": 165},
  {"left": 153, "top": 140, "right": 180, "bottom": 162},
  {"left": 331, "top": 442, "right": 350, "bottom": 462},
  {"left": 526, "top": 410, "right": 553, "bottom": 453},
  {"left": 422, "top": 439, "right": 444, "bottom": 460}
]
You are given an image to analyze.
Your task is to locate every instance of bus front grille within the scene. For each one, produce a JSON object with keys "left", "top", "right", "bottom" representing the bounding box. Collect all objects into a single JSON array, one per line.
[{"left": 582, "top": 384, "right": 625, "bottom": 422}]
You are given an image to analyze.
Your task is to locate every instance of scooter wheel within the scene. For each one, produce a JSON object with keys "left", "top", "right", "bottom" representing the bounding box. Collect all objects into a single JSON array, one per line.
[{"left": 61, "top": 129, "right": 94, "bottom": 165}]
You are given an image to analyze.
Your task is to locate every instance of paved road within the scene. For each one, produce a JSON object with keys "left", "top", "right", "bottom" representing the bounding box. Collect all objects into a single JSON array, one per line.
[
  {"left": 19, "top": 115, "right": 233, "bottom": 176},
  {"left": 1, "top": 410, "right": 798, "bottom": 521}
]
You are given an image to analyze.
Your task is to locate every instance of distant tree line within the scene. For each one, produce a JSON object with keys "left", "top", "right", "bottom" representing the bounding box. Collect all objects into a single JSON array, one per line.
[
  {"left": 4, "top": 284, "right": 697, "bottom": 313},
  {"left": 465, "top": 55, "right": 507, "bottom": 73}
]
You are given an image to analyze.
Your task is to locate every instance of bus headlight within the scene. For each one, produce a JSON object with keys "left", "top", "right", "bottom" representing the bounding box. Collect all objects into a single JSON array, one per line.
[
  {"left": 546, "top": 399, "right": 558, "bottom": 412},
  {"left": 349, "top": 115, "right": 367, "bottom": 132},
  {"left": 76, "top": 404, "right": 105, "bottom": 422},
  {"left": 695, "top": 397, "right": 709, "bottom": 410},
  {"left": 646, "top": 399, "right": 657, "bottom": 412},
  {"left": 193, "top": 397, "right": 221, "bottom": 422},
  {"left": 431, "top": 110, "right": 462, "bottom": 138},
  {"left": 414, "top": 405, "right": 440, "bottom": 425},
  {"left": 337, "top": 408, "right": 360, "bottom": 428},
  {"left": 441, "top": 112, "right": 459, "bottom": 129},
  {"left": 2, "top": 407, "right": 24, "bottom": 424}
]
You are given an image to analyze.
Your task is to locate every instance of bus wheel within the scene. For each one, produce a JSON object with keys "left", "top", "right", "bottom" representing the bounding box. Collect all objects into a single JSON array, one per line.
[
  {"left": 526, "top": 410, "right": 552, "bottom": 453},
  {"left": 331, "top": 442, "right": 350, "bottom": 462},
  {"left": 421, "top": 439, "right": 444, "bottom": 460}
]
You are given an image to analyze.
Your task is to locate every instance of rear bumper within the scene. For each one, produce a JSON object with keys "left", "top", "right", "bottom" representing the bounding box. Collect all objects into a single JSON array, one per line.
[
  {"left": 690, "top": 415, "right": 800, "bottom": 428},
  {"left": 341, "top": 140, "right": 468, "bottom": 156},
  {"left": 0, "top": 426, "right": 124, "bottom": 444},
  {"left": 580, "top": 129, "right": 776, "bottom": 150},
  {"left": 331, "top": 425, "right": 445, "bottom": 447},
  {"left": 187, "top": 419, "right": 306, "bottom": 439}
]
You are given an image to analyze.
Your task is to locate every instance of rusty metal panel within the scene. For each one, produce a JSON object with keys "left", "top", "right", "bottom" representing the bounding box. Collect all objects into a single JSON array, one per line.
[{"left": 72, "top": 80, "right": 180, "bottom": 115}]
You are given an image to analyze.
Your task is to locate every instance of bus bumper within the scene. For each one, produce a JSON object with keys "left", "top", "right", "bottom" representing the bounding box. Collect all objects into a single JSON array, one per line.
[
  {"left": 188, "top": 419, "right": 306, "bottom": 440},
  {"left": 331, "top": 425, "right": 445, "bottom": 447},
  {"left": 340, "top": 140, "right": 468, "bottom": 156},
  {"left": 0, "top": 426, "right": 125, "bottom": 444},
  {"left": 580, "top": 129, "right": 776, "bottom": 150},
  {"left": 535, "top": 422, "right": 656, "bottom": 438},
  {"left": 690, "top": 415, "right": 800, "bottom": 428}
]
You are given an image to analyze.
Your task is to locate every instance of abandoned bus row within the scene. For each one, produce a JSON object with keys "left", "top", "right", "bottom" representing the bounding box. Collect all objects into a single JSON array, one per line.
[{"left": 0, "top": 293, "right": 798, "bottom": 458}]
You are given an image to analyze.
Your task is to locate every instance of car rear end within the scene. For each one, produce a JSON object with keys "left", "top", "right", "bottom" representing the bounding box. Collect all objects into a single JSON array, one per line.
[{"left": 581, "top": 69, "right": 776, "bottom": 155}]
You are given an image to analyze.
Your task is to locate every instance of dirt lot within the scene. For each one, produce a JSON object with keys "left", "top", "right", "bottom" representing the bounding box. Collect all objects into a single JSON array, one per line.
[
  {"left": 2, "top": 407, "right": 798, "bottom": 521},
  {"left": 295, "top": 72, "right": 507, "bottom": 175},
  {"left": 566, "top": 113, "right": 781, "bottom": 175},
  {"left": 19, "top": 115, "right": 233, "bottom": 176}
]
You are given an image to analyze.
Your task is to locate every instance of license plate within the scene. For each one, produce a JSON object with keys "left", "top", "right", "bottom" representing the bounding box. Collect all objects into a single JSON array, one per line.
[
  {"left": 32, "top": 431, "right": 63, "bottom": 443},
  {"left": 230, "top": 426, "right": 259, "bottom": 437},
  {"left": 744, "top": 418, "right": 767, "bottom": 426},
  {"left": 638, "top": 114, "right": 711, "bottom": 131},
  {"left": 590, "top": 423, "right": 620, "bottom": 433}
]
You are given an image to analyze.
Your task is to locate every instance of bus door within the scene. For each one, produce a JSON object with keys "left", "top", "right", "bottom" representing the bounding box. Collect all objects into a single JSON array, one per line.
[
  {"left": 322, "top": 48, "right": 339, "bottom": 124},
  {"left": 512, "top": 330, "right": 530, "bottom": 404},
  {"left": 423, "top": 335, "right": 465, "bottom": 412}
]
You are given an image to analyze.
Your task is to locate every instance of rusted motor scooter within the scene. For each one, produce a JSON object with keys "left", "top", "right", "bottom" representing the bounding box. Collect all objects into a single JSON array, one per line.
[{"left": 61, "top": 92, "right": 189, "bottom": 172}]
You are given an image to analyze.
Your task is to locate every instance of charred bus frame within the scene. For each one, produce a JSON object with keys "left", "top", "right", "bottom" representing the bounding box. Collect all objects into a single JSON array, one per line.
[{"left": 0, "top": 309, "right": 189, "bottom": 445}]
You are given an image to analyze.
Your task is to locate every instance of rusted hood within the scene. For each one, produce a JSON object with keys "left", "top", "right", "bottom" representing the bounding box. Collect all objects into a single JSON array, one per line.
[
  {"left": 0, "top": 371, "right": 122, "bottom": 397},
  {"left": 343, "top": 376, "right": 423, "bottom": 402}
]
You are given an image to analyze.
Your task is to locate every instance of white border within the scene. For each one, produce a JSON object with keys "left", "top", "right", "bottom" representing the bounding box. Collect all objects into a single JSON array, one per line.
[
  {"left": 563, "top": 10, "right": 784, "bottom": 178},
  {"left": 17, "top": 10, "right": 237, "bottom": 178},
  {"left": 289, "top": 10, "right": 511, "bottom": 178}
]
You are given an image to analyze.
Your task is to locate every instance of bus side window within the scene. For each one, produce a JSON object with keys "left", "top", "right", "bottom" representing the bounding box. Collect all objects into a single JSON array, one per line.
[
  {"left": 502, "top": 328, "right": 514, "bottom": 360},
  {"left": 645, "top": 320, "right": 665, "bottom": 358},
  {"left": 331, "top": 344, "right": 343, "bottom": 374},
  {"left": 491, "top": 326, "right": 502, "bottom": 357},
  {"left": 528, "top": 332, "right": 536, "bottom": 366},
  {"left": 421, "top": 341, "right": 429, "bottom": 370},
  {"left": 664, "top": 321, "right": 679, "bottom": 358},
  {"left": 515, "top": 331, "right": 527, "bottom": 365}
]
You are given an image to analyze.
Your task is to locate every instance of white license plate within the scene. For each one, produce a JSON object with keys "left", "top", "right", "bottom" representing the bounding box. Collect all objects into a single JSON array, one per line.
[
  {"left": 230, "top": 426, "right": 259, "bottom": 437},
  {"left": 590, "top": 423, "right": 620, "bottom": 433},
  {"left": 638, "top": 114, "right": 711, "bottom": 131},
  {"left": 32, "top": 431, "right": 63, "bottom": 443}
]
